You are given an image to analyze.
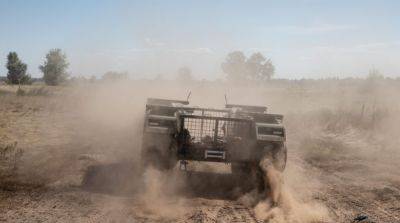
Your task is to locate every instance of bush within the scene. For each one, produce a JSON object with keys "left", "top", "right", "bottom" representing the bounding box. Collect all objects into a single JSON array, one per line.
[
  {"left": 311, "top": 106, "right": 388, "bottom": 133},
  {"left": 16, "top": 86, "right": 50, "bottom": 97},
  {"left": 16, "top": 87, "right": 25, "bottom": 96},
  {"left": 26, "top": 87, "right": 49, "bottom": 96},
  {"left": 0, "top": 142, "right": 24, "bottom": 178},
  {"left": 300, "top": 135, "right": 349, "bottom": 163}
]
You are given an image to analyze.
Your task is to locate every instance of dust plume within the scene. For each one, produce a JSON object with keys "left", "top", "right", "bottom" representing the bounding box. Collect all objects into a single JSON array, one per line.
[
  {"left": 138, "top": 167, "right": 189, "bottom": 220},
  {"left": 252, "top": 166, "right": 331, "bottom": 223},
  {"left": 240, "top": 156, "right": 331, "bottom": 223}
]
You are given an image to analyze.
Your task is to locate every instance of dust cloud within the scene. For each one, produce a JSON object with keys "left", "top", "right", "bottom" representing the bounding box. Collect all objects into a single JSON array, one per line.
[
  {"left": 250, "top": 164, "right": 331, "bottom": 223},
  {"left": 1, "top": 78, "right": 400, "bottom": 222},
  {"left": 139, "top": 167, "right": 189, "bottom": 219}
]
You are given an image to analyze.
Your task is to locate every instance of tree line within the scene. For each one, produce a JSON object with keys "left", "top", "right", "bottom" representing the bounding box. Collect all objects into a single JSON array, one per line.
[
  {"left": 5, "top": 49, "right": 69, "bottom": 86},
  {"left": 4, "top": 50, "right": 274, "bottom": 85},
  {"left": 222, "top": 51, "right": 274, "bottom": 81},
  {"left": 176, "top": 51, "right": 275, "bottom": 82}
]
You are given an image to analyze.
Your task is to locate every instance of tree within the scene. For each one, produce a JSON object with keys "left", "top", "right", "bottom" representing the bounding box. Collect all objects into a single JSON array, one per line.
[
  {"left": 221, "top": 51, "right": 275, "bottom": 81},
  {"left": 221, "top": 51, "right": 247, "bottom": 81},
  {"left": 246, "top": 52, "right": 275, "bottom": 81},
  {"left": 39, "top": 49, "right": 69, "bottom": 85},
  {"left": 360, "top": 68, "right": 384, "bottom": 94},
  {"left": 367, "top": 68, "right": 384, "bottom": 80},
  {"left": 177, "top": 67, "right": 193, "bottom": 82},
  {"left": 6, "top": 52, "right": 31, "bottom": 85},
  {"left": 102, "top": 71, "right": 128, "bottom": 81}
]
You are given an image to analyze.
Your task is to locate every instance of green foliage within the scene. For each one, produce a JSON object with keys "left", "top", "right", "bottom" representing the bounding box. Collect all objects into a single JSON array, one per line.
[
  {"left": 39, "top": 49, "right": 69, "bottom": 86},
  {"left": 221, "top": 51, "right": 247, "bottom": 81},
  {"left": 246, "top": 53, "right": 275, "bottom": 81},
  {"left": 6, "top": 52, "right": 31, "bottom": 85},
  {"left": 221, "top": 51, "right": 275, "bottom": 81}
]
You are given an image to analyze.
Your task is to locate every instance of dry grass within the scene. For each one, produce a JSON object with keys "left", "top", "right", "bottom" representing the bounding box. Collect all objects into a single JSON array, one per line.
[{"left": 0, "top": 142, "right": 23, "bottom": 177}]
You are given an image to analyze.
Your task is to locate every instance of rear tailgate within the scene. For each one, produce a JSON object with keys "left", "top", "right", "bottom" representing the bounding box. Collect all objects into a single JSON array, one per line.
[{"left": 177, "top": 114, "right": 254, "bottom": 162}]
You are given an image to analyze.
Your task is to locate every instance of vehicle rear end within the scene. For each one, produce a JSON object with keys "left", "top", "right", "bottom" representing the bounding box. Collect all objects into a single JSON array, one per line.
[
  {"left": 176, "top": 108, "right": 258, "bottom": 163},
  {"left": 228, "top": 105, "right": 287, "bottom": 172},
  {"left": 253, "top": 113, "right": 287, "bottom": 171},
  {"left": 141, "top": 98, "right": 187, "bottom": 169}
]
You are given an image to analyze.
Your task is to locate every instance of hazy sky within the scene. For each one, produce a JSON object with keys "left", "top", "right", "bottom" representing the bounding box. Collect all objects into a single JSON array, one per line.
[{"left": 0, "top": 0, "right": 399, "bottom": 79}]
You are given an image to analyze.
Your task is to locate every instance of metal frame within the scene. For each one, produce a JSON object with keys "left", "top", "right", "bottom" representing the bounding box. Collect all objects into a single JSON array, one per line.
[{"left": 179, "top": 114, "right": 253, "bottom": 146}]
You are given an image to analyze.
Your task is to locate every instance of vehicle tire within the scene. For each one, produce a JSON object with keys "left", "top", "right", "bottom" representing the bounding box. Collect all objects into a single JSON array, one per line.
[
  {"left": 141, "top": 146, "right": 175, "bottom": 171},
  {"left": 231, "top": 162, "right": 267, "bottom": 193},
  {"left": 231, "top": 162, "right": 251, "bottom": 175}
]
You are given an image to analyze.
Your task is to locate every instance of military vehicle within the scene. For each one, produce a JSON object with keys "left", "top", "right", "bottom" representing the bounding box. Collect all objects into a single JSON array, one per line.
[{"left": 140, "top": 97, "right": 287, "bottom": 188}]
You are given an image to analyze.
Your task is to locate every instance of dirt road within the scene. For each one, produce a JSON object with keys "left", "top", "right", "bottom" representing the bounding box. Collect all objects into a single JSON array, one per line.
[
  {"left": 1, "top": 152, "right": 399, "bottom": 223},
  {"left": 1, "top": 83, "right": 400, "bottom": 222}
]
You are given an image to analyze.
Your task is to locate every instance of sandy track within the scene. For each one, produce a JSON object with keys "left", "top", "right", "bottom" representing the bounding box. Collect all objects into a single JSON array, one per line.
[
  {"left": 2, "top": 158, "right": 399, "bottom": 223},
  {"left": 1, "top": 149, "right": 400, "bottom": 223},
  {"left": 291, "top": 149, "right": 400, "bottom": 223},
  {"left": 1, "top": 83, "right": 400, "bottom": 222},
  {"left": 315, "top": 163, "right": 400, "bottom": 223},
  {"left": 1, "top": 144, "right": 399, "bottom": 223},
  {"left": 0, "top": 187, "right": 261, "bottom": 223}
]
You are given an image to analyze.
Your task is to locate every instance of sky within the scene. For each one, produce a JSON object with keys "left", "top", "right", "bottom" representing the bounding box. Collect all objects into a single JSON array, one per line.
[{"left": 0, "top": 0, "right": 399, "bottom": 79}]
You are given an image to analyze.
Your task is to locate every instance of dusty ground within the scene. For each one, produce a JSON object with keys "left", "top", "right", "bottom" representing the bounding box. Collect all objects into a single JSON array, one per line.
[{"left": 0, "top": 81, "right": 399, "bottom": 222}]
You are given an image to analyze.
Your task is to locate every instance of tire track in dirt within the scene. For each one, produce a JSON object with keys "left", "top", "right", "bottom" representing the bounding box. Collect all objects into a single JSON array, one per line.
[
  {"left": 289, "top": 153, "right": 400, "bottom": 222},
  {"left": 178, "top": 200, "right": 261, "bottom": 223},
  {"left": 214, "top": 202, "right": 260, "bottom": 223},
  {"left": 324, "top": 183, "right": 400, "bottom": 223},
  {"left": 300, "top": 160, "right": 400, "bottom": 222}
]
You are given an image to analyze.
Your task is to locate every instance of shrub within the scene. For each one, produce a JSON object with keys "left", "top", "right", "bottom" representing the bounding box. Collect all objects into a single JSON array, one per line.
[
  {"left": 0, "top": 142, "right": 24, "bottom": 178},
  {"left": 16, "top": 86, "right": 50, "bottom": 97},
  {"left": 26, "top": 87, "right": 49, "bottom": 96},
  {"left": 16, "top": 87, "right": 26, "bottom": 96}
]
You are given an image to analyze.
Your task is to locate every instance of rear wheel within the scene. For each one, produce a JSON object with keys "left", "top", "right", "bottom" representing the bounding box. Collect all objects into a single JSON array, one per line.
[
  {"left": 231, "top": 162, "right": 267, "bottom": 193},
  {"left": 231, "top": 162, "right": 251, "bottom": 175},
  {"left": 141, "top": 146, "right": 176, "bottom": 171}
]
